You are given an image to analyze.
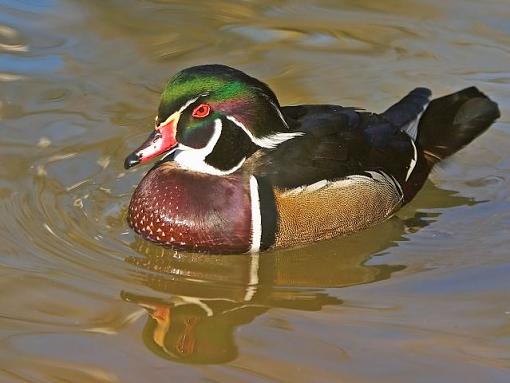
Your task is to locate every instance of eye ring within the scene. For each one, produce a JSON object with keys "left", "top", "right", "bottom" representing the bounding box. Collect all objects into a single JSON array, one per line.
[{"left": 191, "top": 103, "right": 211, "bottom": 119}]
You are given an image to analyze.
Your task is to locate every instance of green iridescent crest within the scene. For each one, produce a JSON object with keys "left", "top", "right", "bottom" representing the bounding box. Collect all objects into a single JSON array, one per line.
[{"left": 157, "top": 65, "right": 287, "bottom": 138}]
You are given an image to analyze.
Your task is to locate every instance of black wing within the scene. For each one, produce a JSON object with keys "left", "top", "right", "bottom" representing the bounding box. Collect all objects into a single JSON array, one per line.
[{"left": 254, "top": 88, "right": 431, "bottom": 189}]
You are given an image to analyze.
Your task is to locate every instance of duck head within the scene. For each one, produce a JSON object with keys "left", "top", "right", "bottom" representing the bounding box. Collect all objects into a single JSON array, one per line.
[{"left": 124, "top": 64, "right": 300, "bottom": 175}]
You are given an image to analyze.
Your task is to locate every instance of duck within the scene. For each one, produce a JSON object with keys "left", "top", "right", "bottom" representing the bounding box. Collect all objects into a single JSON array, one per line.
[{"left": 124, "top": 64, "right": 499, "bottom": 254}]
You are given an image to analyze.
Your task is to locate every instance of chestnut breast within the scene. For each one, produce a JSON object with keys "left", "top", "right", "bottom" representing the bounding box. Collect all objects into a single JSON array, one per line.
[{"left": 127, "top": 162, "right": 253, "bottom": 253}]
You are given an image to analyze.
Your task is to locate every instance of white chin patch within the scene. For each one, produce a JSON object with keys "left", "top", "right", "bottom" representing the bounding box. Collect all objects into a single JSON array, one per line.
[{"left": 173, "top": 118, "right": 245, "bottom": 175}]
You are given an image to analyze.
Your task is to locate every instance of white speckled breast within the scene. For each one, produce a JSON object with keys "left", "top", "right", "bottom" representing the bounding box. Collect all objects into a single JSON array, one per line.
[{"left": 127, "top": 163, "right": 253, "bottom": 253}]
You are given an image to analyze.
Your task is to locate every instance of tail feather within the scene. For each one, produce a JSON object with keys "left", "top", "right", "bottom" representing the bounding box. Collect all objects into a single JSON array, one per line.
[
  {"left": 417, "top": 86, "right": 500, "bottom": 161},
  {"left": 382, "top": 87, "right": 432, "bottom": 141}
]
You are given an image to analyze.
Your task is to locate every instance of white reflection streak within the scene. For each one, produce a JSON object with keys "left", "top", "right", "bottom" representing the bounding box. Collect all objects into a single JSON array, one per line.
[
  {"left": 84, "top": 309, "right": 146, "bottom": 335},
  {"left": 244, "top": 252, "right": 259, "bottom": 301}
]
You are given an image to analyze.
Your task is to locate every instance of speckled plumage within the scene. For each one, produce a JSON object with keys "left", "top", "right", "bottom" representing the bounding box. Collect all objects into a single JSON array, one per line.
[
  {"left": 125, "top": 65, "right": 500, "bottom": 253},
  {"left": 272, "top": 173, "right": 403, "bottom": 248},
  {"left": 128, "top": 162, "right": 253, "bottom": 253}
]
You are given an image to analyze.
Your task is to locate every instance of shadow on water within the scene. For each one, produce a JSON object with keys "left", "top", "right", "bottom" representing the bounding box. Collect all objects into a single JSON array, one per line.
[{"left": 120, "top": 181, "right": 473, "bottom": 364}]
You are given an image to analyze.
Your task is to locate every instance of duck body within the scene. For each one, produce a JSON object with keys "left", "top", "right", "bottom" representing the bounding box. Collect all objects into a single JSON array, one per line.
[{"left": 125, "top": 65, "right": 499, "bottom": 253}]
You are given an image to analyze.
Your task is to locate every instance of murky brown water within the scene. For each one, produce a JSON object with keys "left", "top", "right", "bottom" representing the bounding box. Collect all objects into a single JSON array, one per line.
[{"left": 0, "top": 0, "right": 509, "bottom": 381}]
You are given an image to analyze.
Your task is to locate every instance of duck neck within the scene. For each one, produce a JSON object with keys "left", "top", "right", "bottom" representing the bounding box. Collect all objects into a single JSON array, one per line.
[{"left": 171, "top": 117, "right": 259, "bottom": 176}]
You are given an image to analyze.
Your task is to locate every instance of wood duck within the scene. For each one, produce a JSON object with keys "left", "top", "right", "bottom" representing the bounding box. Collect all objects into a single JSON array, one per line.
[{"left": 124, "top": 64, "right": 499, "bottom": 254}]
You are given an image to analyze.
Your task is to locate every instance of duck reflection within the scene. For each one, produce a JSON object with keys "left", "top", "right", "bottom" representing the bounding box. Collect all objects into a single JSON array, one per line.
[
  {"left": 122, "top": 223, "right": 404, "bottom": 364},
  {"left": 122, "top": 291, "right": 271, "bottom": 363},
  {"left": 122, "top": 183, "right": 473, "bottom": 364}
]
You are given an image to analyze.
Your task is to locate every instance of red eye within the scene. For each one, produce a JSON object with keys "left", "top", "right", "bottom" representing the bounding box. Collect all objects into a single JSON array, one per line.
[{"left": 191, "top": 103, "right": 211, "bottom": 118}]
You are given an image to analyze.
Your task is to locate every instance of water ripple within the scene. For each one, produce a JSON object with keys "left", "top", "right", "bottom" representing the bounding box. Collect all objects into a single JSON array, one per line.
[{"left": 0, "top": 0, "right": 509, "bottom": 377}]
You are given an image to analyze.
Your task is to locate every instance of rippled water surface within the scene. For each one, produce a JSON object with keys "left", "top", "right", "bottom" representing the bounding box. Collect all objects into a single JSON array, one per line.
[{"left": 1, "top": 0, "right": 509, "bottom": 381}]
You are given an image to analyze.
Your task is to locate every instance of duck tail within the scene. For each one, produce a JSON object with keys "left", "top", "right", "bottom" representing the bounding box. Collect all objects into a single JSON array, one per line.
[{"left": 417, "top": 87, "right": 500, "bottom": 162}]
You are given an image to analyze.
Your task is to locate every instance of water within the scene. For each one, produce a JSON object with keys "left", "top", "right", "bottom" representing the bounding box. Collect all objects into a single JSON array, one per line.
[{"left": 0, "top": 0, "right": 509, "bottom": 381}]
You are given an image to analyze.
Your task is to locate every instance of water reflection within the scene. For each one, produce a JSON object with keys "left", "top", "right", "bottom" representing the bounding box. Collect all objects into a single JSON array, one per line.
[
  {"left": 2, "top": 0, "right": 508, "bottom": 378},
  {"left": 120, "top": 185, "right": 470, "bottom": 364},
  {"left": 122, "top": 249, "right": 388, "bottom": 363},
  {"left": 121, "top": 221, "right": 394, "bottom": 363}
]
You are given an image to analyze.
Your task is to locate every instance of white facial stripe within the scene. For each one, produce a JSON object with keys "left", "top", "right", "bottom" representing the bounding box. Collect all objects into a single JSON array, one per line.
[
  {"left": 248, "top": 176, "right": 262, "bottom": 253},
  {"left": 406, "top": 139, "right": 418, "bottom": 181},
  {"left": 173, "top": 118, "right": 246, "bottom": 175},
  {"left": 156, "top": 94, "right": 208, "bottom": 128},
  {"left": 268, "top": 98, "right": 290, "bottom": 130},
  {"left": 156, "top": 110, "right": 179, "bottom": 130},
  {"left": 226, "top": 115, "right": 303, "bottom": 149},
  {"left": 174, "top": 151, "right": 245, "bottom": 175},
  {"left": 178, "top": 95, "right": 202, "bottom": 114}
]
